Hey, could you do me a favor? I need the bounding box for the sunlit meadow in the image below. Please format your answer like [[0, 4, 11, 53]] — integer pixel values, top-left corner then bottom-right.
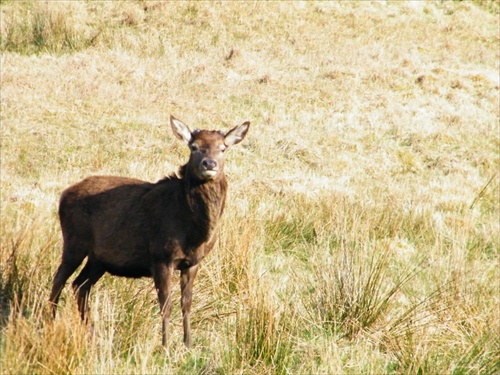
[[1, 1, 499, 373]]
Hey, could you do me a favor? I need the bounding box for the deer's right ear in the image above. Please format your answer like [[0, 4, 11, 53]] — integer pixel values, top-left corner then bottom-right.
[[170, 115, 192, 143]]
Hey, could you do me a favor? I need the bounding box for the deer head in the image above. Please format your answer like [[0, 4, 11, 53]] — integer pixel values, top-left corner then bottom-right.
[[170, 115, 250, 181]]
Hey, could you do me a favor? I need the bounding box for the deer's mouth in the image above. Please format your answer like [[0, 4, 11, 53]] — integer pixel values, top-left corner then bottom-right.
[[201, 169, 218, 179]]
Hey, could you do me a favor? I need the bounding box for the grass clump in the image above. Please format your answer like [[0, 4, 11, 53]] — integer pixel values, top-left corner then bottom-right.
[[232, 289, 296, 375], [307, 239, 428, 341], [0, 2, 98, 55]]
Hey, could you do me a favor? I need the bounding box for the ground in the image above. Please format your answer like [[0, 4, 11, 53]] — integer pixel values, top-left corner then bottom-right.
[[1, 1, 499, 373]]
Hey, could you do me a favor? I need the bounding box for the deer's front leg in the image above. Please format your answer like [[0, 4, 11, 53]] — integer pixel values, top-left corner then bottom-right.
[[180, 264, 199, 348], [153, 262, 173, 348]]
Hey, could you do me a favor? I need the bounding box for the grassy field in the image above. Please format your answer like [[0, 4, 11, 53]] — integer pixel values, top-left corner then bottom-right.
[[1, 1, 499, 373]]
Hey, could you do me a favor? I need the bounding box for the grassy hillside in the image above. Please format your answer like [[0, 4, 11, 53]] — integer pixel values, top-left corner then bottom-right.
[[1, 1, 499, 373]]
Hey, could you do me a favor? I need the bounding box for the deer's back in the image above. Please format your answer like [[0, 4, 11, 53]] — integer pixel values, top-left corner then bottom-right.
[[59, 176, 166, 275], [59, 175, 150, 221]]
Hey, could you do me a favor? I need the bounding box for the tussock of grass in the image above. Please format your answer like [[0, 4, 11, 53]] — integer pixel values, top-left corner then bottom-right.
[[0, 2, 98, 55], [307, 244, 426, 340], [232, 288, 295, 374], [1, 1, 499, 373]]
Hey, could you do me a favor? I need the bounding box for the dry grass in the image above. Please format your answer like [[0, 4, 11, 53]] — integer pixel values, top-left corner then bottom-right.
[[1, 1, 499, 373]]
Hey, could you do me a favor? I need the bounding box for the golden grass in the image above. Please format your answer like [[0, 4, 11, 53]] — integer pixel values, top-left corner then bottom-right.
[[1, 1, 499, 373]]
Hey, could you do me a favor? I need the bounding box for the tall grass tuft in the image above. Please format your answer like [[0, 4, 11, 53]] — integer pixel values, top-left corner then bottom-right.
[[307, 242, 426, 340], [0, 208, 59, 321], [232, 288, 295, 375], [0, 2, 98, 54]]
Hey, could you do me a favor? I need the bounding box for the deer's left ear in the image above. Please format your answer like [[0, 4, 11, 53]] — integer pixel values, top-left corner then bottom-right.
[[225, 121, 250, 147]]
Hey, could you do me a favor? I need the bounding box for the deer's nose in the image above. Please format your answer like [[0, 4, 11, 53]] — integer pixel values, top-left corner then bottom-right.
[[202, 159, 218, 170]]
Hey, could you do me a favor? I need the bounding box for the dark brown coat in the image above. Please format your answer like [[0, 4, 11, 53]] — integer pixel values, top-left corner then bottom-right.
[[49, 116, 249, 348]]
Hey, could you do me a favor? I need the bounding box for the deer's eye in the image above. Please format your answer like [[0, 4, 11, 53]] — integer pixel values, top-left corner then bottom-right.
[[189, 143, 199, 152]]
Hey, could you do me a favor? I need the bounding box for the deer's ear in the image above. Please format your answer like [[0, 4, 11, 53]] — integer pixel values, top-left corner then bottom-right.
[[225, 121, 250, 147], [170, 115, 192, 143]]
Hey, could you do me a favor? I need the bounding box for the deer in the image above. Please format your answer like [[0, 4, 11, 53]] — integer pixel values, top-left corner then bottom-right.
[[48, 115, 250, 348]]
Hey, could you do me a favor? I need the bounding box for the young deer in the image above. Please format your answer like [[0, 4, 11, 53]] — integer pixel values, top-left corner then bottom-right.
[[49, 115, 250, 348]]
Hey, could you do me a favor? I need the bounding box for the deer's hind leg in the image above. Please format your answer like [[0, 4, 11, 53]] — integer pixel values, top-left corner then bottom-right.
[[49, 242, 89, 318], [72, 258, 105, 322]]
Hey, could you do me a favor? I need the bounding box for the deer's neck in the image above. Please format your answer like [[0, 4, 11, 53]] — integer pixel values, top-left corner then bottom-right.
[[183, 169, 228, 244]]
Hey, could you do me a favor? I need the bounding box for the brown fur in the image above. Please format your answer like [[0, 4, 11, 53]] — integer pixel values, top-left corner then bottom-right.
[[49, 116, 249, 348]]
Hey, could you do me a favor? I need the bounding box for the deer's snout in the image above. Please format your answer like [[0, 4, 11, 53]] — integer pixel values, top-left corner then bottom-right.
[[202, 159, 218, 171], [198, 158, 219, 179]]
